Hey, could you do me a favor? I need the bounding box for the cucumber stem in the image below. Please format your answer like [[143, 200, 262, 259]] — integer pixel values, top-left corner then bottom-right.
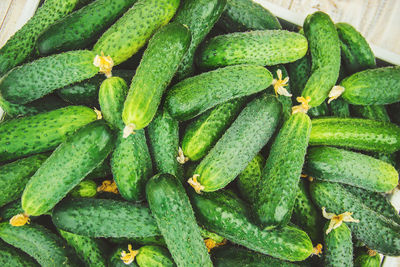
[[322, 207, 359, 234], [188, 174, 204, 194]]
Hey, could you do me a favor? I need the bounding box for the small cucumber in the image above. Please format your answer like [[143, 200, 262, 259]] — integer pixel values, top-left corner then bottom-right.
[[146, 173, 212, 267], [254, 112, 312, 228], [197, 30, 308, 69], [109, 244, 139, 267], [354, 249, 381, 267], [70, 180, 98, 198], [237, 153, 265, 203], [165, 65, 272, 121], [136, 245, 175, 267], [122, 22, 191, 132], [323, 222, 353, 267], [0, 106, 98, 162], [22, 120, 115, 216], [0, 239, 39, 267], [309, 117, 400, 153]]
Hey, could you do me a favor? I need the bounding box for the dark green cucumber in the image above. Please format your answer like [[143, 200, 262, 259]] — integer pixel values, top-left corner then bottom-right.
[[147, 108, 183, 181], [308, 102, 329, 118], [85, 158, 112, 179], [351, 105, 390, 122], [323, 222, 353, 267], [0, 0, 80, 76], [70, 180, 98, 198], [52, 198, 160, 238], [136, 245, 175, 267], [254, 112, 312, 228], [354, 249, 381, 267], [0, 106, 97, 162], [305, 146, 398, 192], [181, 97, 247, 161], [122, 22, 191, 131], [0, 154, 48, 207], [22, 120, 115, 216], [189, 190, 313, 261], [109, 236, 166, 247], [174, 0, 226, 80], [287, 42, 310, 97], [0, 201, 23, 221], [0, 239, 39, 267], [197, 30, 308, 69], [237, 153, 265, 203], [0, 223, 81, 267], [268, 65, 293, 121], [192, 94, 281, 192], [309, 117, 400, 153], [111, 130, 153, 201], [93, 0, 180, 65], [109, 244, 139, 267], [37, 0, 137, 55], [301, 11, 341, 107], [166, 65, 272, 121], [329, 98, 350, 117]]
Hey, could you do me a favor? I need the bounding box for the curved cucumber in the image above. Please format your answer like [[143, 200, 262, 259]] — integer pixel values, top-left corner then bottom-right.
[[323, 222, 353, 267], [165, 65, 272, 121], [354, 249, 381, 267], [136, 245, 175, 267], [0, 239, 39, 267], [237, 153, 265, 203]]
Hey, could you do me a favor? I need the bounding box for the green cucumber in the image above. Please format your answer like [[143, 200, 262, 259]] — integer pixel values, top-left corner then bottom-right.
[[351, 105, 390, 122], [0, 201, 23, 221], [197, 30, 308, 69], [0, 0, 80, 76], [305, 146, 398, 192], [329, 98, 350, 117], [37, 0, 137, 55], [189, 189, 313, 261], [308, 102, 329, 118], [192, 94, 281, 192], [122, 22, 191, 132], [237, 153, 265, 203], [22, 120, 115, 216], [288, 47, 310, 97], [0, 239, 39, 267], [146, 173, 212, 267], [301, 11, 341, 107], [52, 198, 160, 238], [136, 245, 175, 267], [0, 106, 97, 162], [70, 180, 98, 198], [0, 154, 48, 207], [200, 228, 225, 244], [309, 117, 400, 153], [174, 0, 226, 80], [93, 0, 180, 65], [111, 130, 153, 201], [181, 97, 247, 161], [165, 65, 272, 121], [323, 222, 353, 267], [354, 249, 381, 267], [85, 158, 112, 179], [109, 236, 166, 247], [254, 112, 312, 228], [109, 244, 139, 267]]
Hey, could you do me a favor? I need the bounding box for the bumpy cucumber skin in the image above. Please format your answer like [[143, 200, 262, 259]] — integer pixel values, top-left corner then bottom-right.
[[0, 223, 81, 267], [22, 120, 115, 216], [0, 106, 97, 162], [254, 112, 312, 228], [197, 30, 308, 68], [305, 146, 398, 192], [99, 77, 128, 129], [122, 23, 191, 130], [147, 108, 183, 181], [308, 102, 330, 118], [111, 130, 153, 201], [351, 105, 390, 122], [146, 173, 212, 267], [165, 65, 272, 121], [0, 0, 80, 76], [0, 200, 23, 221], [309, 117, 400, 153], [0, 154, 48, 207], [0, 50, 99, 104], [136, 245, 175, 267], [37, 0, 137, 55], [288, 54, 311, 98], [182, 97, 246, 161], [354, 250, 381, 267], [329, 98, 351, 118], [301, 12, 341, 107], [268, 65, 293, 121], [52, 198, 160, 238], [93, 0, 180, 65], [237, 153, 265, 203], [323, 222, 353, 267], [310, 181, 400, 255], [0, 240, 39, 267], [174, 0, 226, 80], [194, 94, 281, 192], [86, 158, 111, 179], [109, 236, 166, 247], [189, 190, 313, 262]]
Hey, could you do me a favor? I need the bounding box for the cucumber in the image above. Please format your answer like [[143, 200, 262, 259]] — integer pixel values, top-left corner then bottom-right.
[[136, 245, 175, 267], [309, 117, 400, 153], [147, 108, 183, 181], [0, 154, 48, 207], [0, 223, 81, 267], [308, 102, 329, 118], [237, 153, 265, 203], [0, 201, 23, 221], [351, 105, 390, 122], [93, 0, 180, 65], [174, 0, 226, 80], [305, 146, 398, 192], [21, 120, 115, 216], [310, 181, 400, 255], [85, 158, 112, 179], [37, 0, 137, 55], [288, 53, 311, 98], [0, 106, 98, 162], [109, 244, 139, 267], [191, 94, 281, 192], [329, 98, 350, 117], [0, 239, 39, 267], [111, 130, 153, 201], [52, 198, 160, 238], [254, 112, 312, 228], [165, 65, 272, 121], [70, 180, 98, 198], [323, 222, 353, 267], [354, 249, 381, 267], [181, 97, 247, 161], [109, 236, 166, 247], [189, 189, 313, 261], [301, 11, 341, 108], [197, 30, 308, 69], [146, 173, 212, 267], [122, 22, 191, 132], [0, 0, 80, 76]]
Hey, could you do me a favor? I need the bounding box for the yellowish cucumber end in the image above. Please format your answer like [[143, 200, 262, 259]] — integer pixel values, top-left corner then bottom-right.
[[93, 52, 114, 78], [292, 96, 311, 114], [9, 213, 30, 227], [177, 147, 189, 164], [188, 174, 204, 194], [123, 124, 136, 138], [120, 244, 138, 265]]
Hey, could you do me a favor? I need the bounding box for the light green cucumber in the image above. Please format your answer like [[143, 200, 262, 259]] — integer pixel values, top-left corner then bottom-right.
[[70, 180, 98, 198], [323, 222, 353, 267], [0, 239, 39, 267], [136, 245, 175, 267], [354, 249, 381, 267], [237, 153, 265, 203]]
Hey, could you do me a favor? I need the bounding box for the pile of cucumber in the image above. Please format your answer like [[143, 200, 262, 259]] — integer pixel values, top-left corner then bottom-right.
[[1, 0, 400, 266]]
